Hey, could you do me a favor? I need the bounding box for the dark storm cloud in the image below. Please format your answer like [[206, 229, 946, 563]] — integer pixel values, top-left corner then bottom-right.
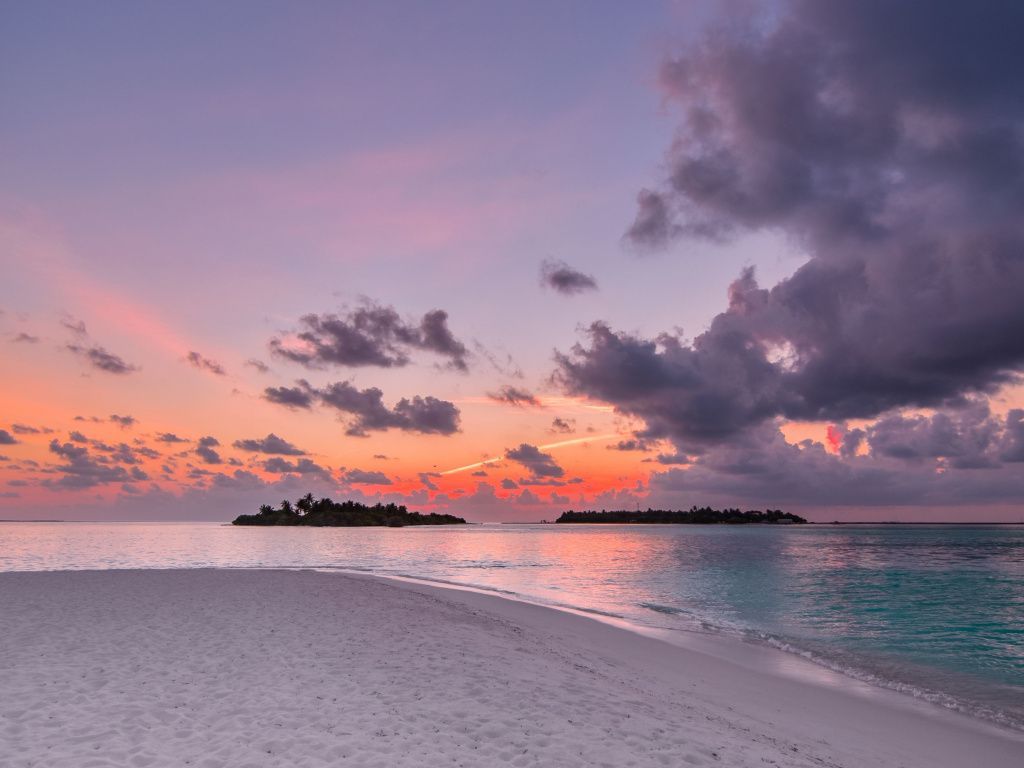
[[232, 433, 305, 456], [196, 436, 223, 465], [316, 381, 461, 436], [263, 380, 316, 409], [648, 419, 1024, 509], [487, 385, 541, 408], [186, 351, 226, 376], [571, 1, 1024, 458], [1001, 410, 1024, 462], [654, 453, 688, 465], [540, 259, 598, 295], [864, 401, 1000, 469], [67, 344, 139, 375], [270, 302, 469, 372], [341, 468, 392, 485], [505, 443, 565, 479], [110, 414, 136, 429], [0, 430, 17, 445]]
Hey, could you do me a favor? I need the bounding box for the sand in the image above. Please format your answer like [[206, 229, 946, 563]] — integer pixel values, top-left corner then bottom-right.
[[0, 569, 1020, 767]]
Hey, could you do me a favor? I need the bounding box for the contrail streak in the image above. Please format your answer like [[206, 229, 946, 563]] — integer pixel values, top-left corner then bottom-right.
[[439, 433, 617, 475]]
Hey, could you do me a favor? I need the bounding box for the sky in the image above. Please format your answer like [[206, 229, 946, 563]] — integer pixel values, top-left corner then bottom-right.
[[2, 0, 1024, 522]]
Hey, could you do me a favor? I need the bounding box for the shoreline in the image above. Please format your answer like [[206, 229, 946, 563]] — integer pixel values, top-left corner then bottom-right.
[[2, 568, 1021, 767], [323, 566, 1024, 733]]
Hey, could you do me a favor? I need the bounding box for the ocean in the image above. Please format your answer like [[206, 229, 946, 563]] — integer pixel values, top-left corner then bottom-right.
[[1, 521, 1021, 730]]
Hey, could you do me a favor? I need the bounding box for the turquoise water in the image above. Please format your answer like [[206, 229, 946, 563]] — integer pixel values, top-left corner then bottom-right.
[[1, 522, 1021, 728]]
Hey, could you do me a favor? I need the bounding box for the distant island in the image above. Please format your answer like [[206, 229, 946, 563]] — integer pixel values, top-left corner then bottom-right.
[[232, 494, 466, 527], [555, 507, 807, 525]]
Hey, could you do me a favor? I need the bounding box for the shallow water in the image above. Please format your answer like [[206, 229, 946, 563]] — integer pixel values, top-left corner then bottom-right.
[[1, 521, 1021, 728]]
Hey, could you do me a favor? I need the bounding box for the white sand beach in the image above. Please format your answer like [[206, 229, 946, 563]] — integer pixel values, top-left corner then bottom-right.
[[1, 569, 1020, 767]]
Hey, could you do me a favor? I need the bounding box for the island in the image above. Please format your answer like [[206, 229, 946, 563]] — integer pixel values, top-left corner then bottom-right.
[[555, 507, 807, 524], [231, 494, 467, 527]]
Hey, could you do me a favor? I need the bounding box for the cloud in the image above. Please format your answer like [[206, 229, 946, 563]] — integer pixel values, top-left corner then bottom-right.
[[11, 424, 53, 435], [654, 453, 688, 465], [11, 332, 39, 344], [0, 430, 17, 445], [270, 301, 469, 371], [487, 385, 541, 408], [865, 401, 1000, 469], [263, 380, 316, 409], [232, 433, 305, 456], [318, 381, 461, 436], [1001, 410, 1024, 462], [625, 189, 679, 249], [501, 478, 518, 490], [246, 359, 270, 374], [110, 414, 136, 429], [43, 439, 132, 489], [262, 378, 460, 436], [67, 344, 139, 375], [156, 433, 188, 443], [341, 468, 392, 485], [69, 430, 88, 443], [563, 2, 1023, 464], [61, 315, 138, 375], [263, 457, 331, 479], [540, 259, 598, 295], [648, 419, 1024, 510], [186, 351, 226, 376], [418, 471, 441, 490], [196, 436, 223, 465], [549, 417, 576, 434], [473, 341, 524, 380], [60, 316, 87, 336], [609, 438, 652, 452], [505, 443, 565, 479]]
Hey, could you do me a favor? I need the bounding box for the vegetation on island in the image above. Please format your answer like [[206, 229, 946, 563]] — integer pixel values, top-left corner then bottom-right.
[[555, 507, 807, 525], [231, 494, 466, 527]]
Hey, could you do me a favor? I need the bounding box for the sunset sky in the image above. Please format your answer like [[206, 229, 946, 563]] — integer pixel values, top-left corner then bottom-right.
[[3, 1, 1024, 521]]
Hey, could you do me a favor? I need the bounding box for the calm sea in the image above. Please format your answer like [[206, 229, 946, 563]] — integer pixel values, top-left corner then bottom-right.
[[1, 522, 1021, 729]]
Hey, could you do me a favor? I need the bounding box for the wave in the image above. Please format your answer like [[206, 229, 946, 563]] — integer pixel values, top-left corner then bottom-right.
[[754, 633, 1024, 732]]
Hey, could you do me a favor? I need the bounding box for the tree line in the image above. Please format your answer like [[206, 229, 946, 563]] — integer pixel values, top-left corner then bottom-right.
[[232, 493, 466, 527], [555, 507, 807, 524]]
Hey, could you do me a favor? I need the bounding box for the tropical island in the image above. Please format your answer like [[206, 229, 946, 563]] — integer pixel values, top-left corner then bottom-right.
[[231, 494, 467, 527], [555, 507, 807, 524]]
